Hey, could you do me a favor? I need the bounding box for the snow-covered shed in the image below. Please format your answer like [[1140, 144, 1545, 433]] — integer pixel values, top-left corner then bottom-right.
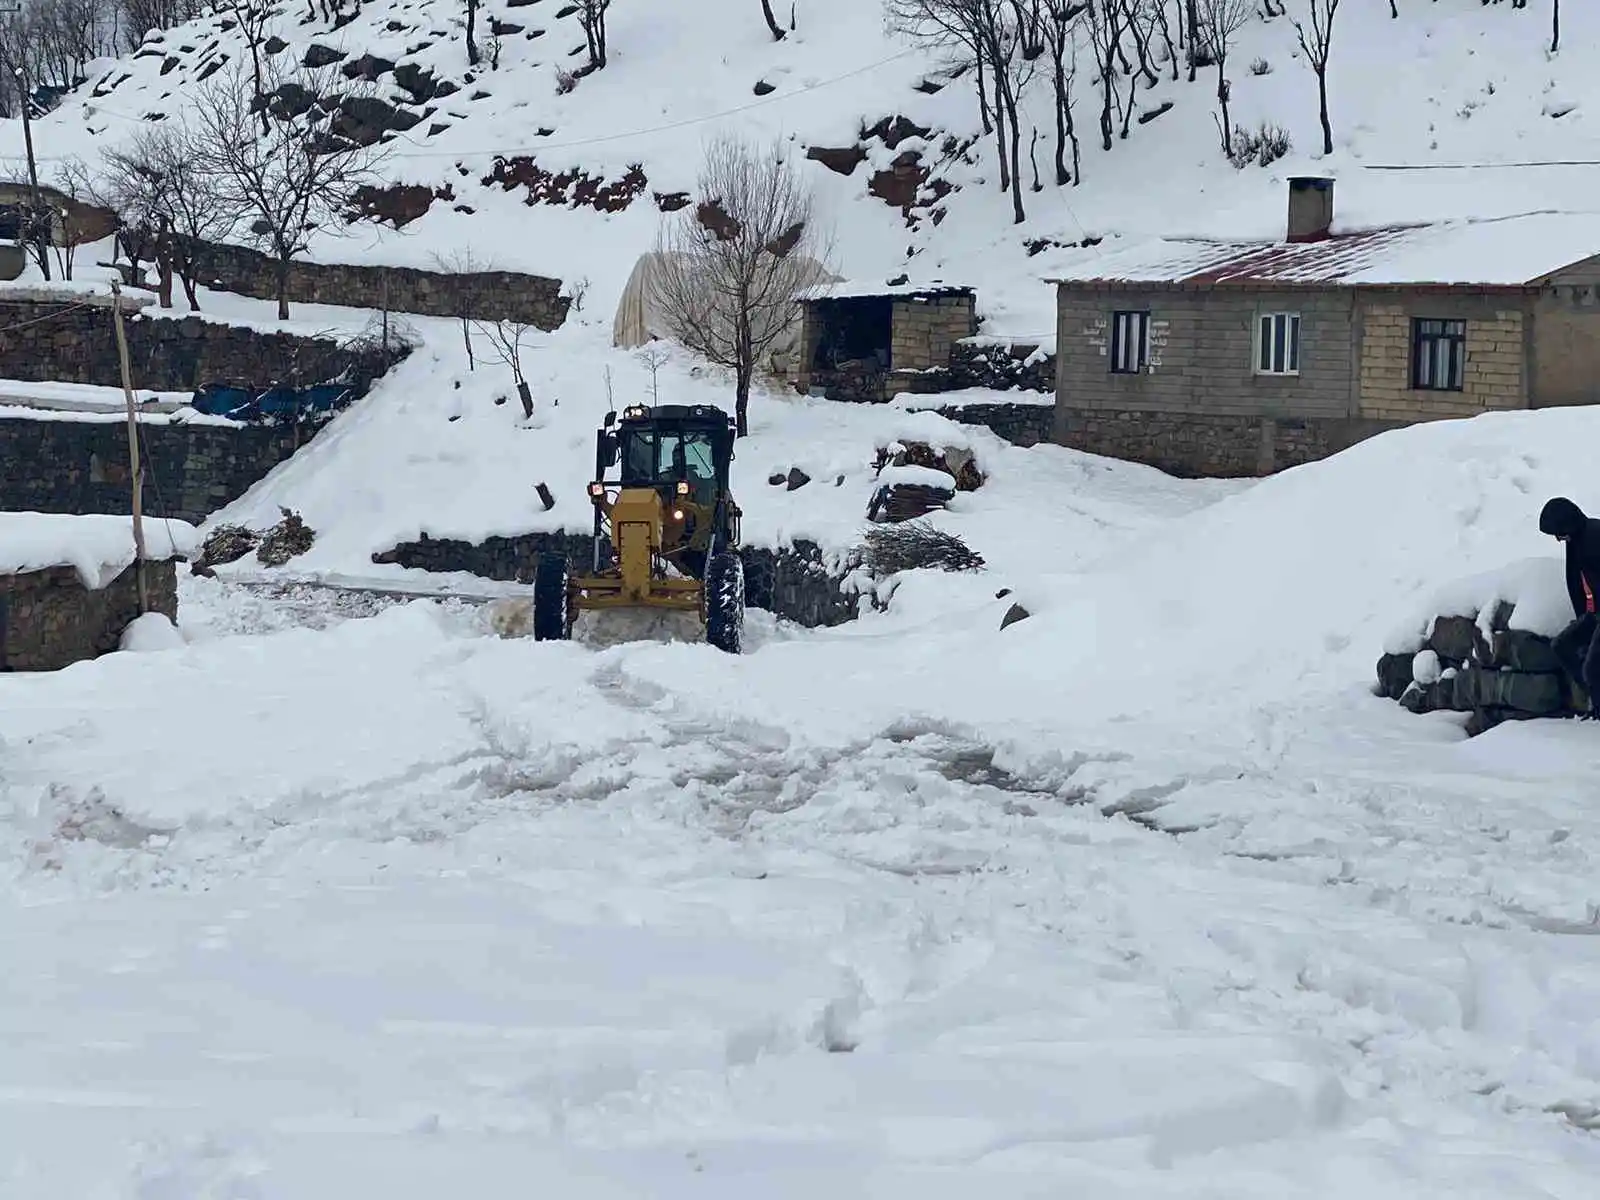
[[792, 280, 977, 403], [0, 513, 196, 671], [1047, 177, 1600, 478]]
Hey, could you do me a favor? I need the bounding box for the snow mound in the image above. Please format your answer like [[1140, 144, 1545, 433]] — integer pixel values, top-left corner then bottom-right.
[[119, 613, 187, 653], [0, 513, 198, 588]]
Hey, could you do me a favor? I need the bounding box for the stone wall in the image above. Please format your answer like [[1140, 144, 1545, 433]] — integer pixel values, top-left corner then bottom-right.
[[0, 413, 308, 524], [948, 341, 1055, 393], [372, 531, 862, 628], [1377, 607, 1583, 736], [0, 558, 177, 672], [188, 240, 571, 330], [0, 295, 366, 393], [890, 294, 976, 372], [1357, 295, 1529, 421], [1054, 406, 1401, 478], [923, 402, 1055, 448], [1531, 287, 1600, 408]]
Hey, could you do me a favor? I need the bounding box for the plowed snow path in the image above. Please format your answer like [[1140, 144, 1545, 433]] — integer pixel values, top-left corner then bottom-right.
[[4, 587, 1600, 1198]]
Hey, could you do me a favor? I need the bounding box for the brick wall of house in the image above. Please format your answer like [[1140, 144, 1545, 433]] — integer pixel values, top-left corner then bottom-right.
[[0, 558, 178, 672], [890, 295, 976, 372], [1355, 295, 1531, 421], [1054, 287, 1358, 420], [1532, 286, 1600, 408]]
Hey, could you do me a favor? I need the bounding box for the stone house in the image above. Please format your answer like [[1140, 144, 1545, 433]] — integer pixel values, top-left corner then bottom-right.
[[1046, 178, 1600, 477], [0, 182, 119, 249], [791, 282, 977, 402]]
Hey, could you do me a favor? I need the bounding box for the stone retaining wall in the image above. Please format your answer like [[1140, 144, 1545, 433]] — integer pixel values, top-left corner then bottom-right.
[[0, 414, 308, 525], [1377, 607, 1584, 736], [948, 341, 1056, 393], [0, 295, 366, 393], [1054, 407, 1401, 478], [926, 402, 1054, 448], [188, 240, 571, 330], [0, 558, 178, 671], [372, 531, 862, 628]]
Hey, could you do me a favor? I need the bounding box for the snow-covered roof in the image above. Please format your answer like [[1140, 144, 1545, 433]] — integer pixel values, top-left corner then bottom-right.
[[0, 513, 199, 589], [795, 280, 975, 302], [1045, 213, 1600, 289]]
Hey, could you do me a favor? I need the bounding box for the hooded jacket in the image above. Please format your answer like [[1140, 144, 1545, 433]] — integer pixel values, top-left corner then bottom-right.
[[1540, 497, 1600, 618]]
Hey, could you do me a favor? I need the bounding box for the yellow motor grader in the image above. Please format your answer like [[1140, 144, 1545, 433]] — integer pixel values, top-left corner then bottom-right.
[[532, 403, 746, 653]]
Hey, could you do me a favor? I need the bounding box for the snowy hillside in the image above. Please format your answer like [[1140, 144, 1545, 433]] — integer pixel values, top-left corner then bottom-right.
[[7, 0, 1600, 334]]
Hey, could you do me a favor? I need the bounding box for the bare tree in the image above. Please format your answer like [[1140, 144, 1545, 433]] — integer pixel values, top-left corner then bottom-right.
[[474, 318, 536, 415], [759, 0, 787, 39], [886, 0, 994, 150], [226, 0, 275, 132], [1196, 0, 1251, 156], [1551, 0, 1559, 53], [1084, 0, 1128, 152], [1292, 0, 1339, 155], [188, 59, 390, 320], [637, 342, 670, 404], [465, 0, 480, 64], [650, 135, 827, 437], [98, 126, 232, 310], [1038, 0, 1083, 185], [432, 246, 491, 368], [578, 0, 611, 70]]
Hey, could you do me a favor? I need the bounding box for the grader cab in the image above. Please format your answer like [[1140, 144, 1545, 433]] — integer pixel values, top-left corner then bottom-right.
[[531, 404, 746, 653]]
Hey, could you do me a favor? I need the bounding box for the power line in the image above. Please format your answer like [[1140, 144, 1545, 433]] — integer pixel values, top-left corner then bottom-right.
[[1364, 159, 1600, 171]]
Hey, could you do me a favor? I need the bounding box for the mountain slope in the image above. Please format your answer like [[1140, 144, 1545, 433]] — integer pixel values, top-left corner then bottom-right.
[[5, 0, 1598, 336]]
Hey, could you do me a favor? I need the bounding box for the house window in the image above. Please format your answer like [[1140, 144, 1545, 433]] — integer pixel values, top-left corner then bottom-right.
[[1256, 312, 1301, 375], [1412, 318, 1466, 391], [1110, 310, 1150, 374]]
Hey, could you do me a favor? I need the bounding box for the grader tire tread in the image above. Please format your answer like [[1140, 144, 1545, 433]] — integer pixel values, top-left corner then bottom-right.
[[533, 552, 571, 641]]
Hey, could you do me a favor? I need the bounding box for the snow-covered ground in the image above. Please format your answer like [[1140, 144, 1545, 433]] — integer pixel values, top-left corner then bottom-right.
[[8, 407, 1600, 1197], [8, 2, 1600, 1195]]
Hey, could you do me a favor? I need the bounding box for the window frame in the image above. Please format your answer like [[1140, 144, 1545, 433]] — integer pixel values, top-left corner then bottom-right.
[[1109, 310, 1151, 375], [1411, 317, 1467, 392], [1254, 311, 1302, 377]]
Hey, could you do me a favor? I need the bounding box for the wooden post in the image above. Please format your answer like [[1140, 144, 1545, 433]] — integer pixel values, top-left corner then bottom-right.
[[13, 62, 51, 282], [109, 281, 150, 615]]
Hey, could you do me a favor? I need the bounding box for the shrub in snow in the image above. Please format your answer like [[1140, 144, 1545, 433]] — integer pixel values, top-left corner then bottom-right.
[[1226, 122, 1293, 168], [256, 508, 316, 567], [1250, 57, 1272, 75], [858, 521, 985, 577], [191, 524, 260, 575]]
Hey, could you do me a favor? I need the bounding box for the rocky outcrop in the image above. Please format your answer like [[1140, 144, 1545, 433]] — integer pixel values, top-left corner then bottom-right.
[[1377, 603, 1584, 735]]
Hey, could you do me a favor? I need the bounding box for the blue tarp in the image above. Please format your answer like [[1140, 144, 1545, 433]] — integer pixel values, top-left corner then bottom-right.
[[190, 382, 354, 423]]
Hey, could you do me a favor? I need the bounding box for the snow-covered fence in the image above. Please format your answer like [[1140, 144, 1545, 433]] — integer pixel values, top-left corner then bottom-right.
[[1376, 558, 1585, 735]]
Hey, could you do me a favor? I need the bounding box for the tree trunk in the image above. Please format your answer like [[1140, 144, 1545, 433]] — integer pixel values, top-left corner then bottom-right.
[[1215, 60, 1231, 154], [976, 54, 993, 136], [156, 251, 174, 308], [1317, 69, 1332, 154], [734, 368, 751, 437], [1007, 92, 1026, 221], [1552, 0, 1560, 53], [275, 256, 292, 321], [1052, 55, 1070, 185], [759, 0, 786, 40], [1186, 0, 1199, 81], [1100, 61, 1115, 151], [993, 67, 1011, 191], [179, 270, 201, 311], [466, 0, 479, 65]]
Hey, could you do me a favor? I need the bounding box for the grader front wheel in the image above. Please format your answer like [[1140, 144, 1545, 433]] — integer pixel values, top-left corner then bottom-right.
[[704, 551, 745, 655], [533, 552, 571, 641]]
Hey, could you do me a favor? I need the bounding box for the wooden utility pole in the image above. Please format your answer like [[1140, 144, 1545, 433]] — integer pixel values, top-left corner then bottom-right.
[[109, 282, 150, 614], [12, 63, 50, 282]]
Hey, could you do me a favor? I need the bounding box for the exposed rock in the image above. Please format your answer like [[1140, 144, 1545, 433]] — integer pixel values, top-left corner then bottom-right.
[[655, 191, 691, 212], [269, 80, 318, 119], [334, 96, 422, 145], [349, 182, 437, 227], [1427, 614, 1485, 664], [785, 467, 811, 491], [342, 53, 396, 81], [767, 472, 786, 486], [865, 115, 932, 148], [753, 80, 776, 96], [807, 144, 867, 176], [302, 43, 346, 68], [1000, 602, 1030, 630], [393, 61, 439, 101], [264, 35, 289, 55], [483, 157, 648, 212], [1375, 651, 1413, 700]]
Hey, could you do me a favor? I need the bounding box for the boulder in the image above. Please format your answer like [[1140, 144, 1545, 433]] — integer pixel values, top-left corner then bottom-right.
[[1427, 614, 1485, 665], [806, 144, 867, 176], [303, 43, 346, 68], [342, 53, 396, 81], [334, 95, 422, 145], [1000, 602, 1030, 631], [785, 467, 811, 491], [1491, 628, 1563, 673], [393, 61, 439, 102], [1375, 651, 1413, 700]]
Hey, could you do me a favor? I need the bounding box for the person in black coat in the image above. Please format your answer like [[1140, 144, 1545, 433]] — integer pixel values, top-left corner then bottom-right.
[[1539, 497, 1600, 719]]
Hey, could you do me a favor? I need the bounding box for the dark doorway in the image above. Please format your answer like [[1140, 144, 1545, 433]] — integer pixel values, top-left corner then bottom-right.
[[811, 297, 894, 372]]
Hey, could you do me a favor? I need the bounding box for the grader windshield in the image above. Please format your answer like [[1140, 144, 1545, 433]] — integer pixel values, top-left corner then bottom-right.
[[620, 428, 719, 503]]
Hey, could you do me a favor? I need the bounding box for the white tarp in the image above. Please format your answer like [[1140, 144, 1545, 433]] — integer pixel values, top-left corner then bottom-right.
[[611, 251, 841, 373]]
